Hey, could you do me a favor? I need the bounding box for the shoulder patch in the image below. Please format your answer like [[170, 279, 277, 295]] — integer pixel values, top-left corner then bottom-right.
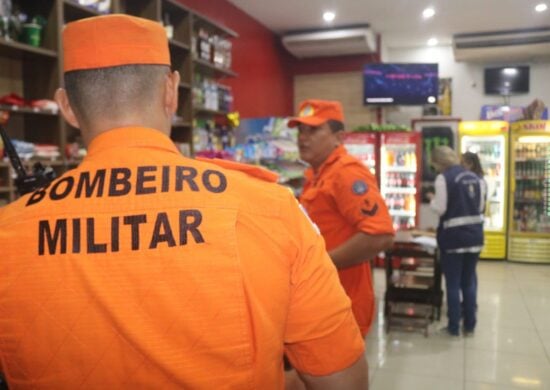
[[196, 157, 279, 183], [352, 180, 369, 195]]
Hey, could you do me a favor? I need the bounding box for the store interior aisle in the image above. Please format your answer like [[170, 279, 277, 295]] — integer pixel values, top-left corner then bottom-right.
[[367, 261, 550, 390]]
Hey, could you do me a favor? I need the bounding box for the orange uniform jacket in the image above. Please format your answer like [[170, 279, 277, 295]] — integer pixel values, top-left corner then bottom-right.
[[0, 127, 364, 389], [300, 145, 394, 336]]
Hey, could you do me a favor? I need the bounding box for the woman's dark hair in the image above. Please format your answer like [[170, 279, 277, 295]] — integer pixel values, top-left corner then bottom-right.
[[462, 152, 484, 178]]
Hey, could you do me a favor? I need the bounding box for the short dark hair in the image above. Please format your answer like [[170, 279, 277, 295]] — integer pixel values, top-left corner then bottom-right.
[[64, 64, 170, 127], [327, 119, 344, 133]]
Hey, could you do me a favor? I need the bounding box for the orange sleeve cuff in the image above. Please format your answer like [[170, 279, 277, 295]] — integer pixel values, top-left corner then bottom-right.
[[284, 310, 365, 376]]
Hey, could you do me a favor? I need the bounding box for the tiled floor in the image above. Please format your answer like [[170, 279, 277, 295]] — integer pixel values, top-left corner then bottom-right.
[[367, 261, 550, 390]]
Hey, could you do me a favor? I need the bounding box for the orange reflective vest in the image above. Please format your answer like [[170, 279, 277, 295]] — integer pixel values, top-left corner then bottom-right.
[[0, 127, 364, 389], [300, 145, 394, 336]]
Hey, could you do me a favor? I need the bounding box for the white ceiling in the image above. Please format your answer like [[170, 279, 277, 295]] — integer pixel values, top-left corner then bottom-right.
[[227, 0, 550, 48]]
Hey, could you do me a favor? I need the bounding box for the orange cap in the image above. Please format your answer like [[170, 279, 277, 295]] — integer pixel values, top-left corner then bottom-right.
[[288, 99, 344, 128], [63, 14, 170, 72]]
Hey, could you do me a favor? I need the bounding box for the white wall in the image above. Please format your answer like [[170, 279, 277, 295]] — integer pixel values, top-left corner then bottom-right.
[[385, 45, 550, 124]]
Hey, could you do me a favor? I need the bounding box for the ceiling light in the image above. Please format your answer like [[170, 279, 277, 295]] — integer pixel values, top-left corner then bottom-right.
[[535, 3, 548, 12], [422, 7, 435, 19], [323, 11, 336, 22], [427, 37, 438, 46]]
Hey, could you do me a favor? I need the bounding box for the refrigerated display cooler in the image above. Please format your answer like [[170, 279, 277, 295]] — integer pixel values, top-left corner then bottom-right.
[[380, 132, 422, 231], [508, 121, 550, 263], [343, 132, 377, 175], [459, 121, 509, 260]]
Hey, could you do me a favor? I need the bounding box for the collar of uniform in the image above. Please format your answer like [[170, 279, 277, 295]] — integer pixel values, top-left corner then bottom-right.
[[86, 127, 179, 157], [305, 145, 347, 181]]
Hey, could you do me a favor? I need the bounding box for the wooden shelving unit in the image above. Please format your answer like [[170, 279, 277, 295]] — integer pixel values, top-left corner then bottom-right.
[[0, 0, 237, 205], [194, 107, 229, 117]]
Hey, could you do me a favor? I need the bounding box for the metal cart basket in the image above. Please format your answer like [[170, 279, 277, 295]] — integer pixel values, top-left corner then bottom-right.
[[384, 243, 443, 336]]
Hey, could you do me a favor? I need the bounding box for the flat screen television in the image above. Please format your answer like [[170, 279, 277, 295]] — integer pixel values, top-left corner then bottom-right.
[[363, 63, 439, 105], [484, 66, 529, 95]]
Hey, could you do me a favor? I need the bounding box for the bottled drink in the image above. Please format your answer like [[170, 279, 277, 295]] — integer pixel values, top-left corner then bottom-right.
[[387, 150, 395, 167], [387, 194, 394, 210]]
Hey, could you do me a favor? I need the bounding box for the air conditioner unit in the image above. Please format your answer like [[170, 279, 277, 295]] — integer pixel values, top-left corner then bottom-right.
[[282, 27, 377, 58], [453, 27, 550, 62]]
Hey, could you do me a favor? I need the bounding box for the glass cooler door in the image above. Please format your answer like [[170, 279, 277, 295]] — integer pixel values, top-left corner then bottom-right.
[[511, 137, 550, 234], [380, 140, 418, 231], [461, 135, 506, 232], [343, 133, 377, 175]]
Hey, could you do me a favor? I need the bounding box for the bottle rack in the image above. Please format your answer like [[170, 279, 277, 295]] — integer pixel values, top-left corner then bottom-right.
[[0, 0, 237, 206]]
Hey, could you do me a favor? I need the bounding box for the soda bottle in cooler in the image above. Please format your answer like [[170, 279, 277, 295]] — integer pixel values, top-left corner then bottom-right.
[[387, 194, 394, 210]]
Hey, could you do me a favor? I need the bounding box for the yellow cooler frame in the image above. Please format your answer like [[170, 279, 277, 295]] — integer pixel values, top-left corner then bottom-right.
[[459, 121, 509, 260], [508, 121, 550, 263]]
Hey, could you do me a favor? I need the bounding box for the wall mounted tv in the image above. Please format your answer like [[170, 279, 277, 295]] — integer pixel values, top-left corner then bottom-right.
[[484, 66, 529, 95], [363, 63, 439, 105]]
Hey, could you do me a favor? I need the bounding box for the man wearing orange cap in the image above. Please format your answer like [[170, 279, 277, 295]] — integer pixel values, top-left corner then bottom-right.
[[290, 100, 395, 337], [0, 15, 368, 389]]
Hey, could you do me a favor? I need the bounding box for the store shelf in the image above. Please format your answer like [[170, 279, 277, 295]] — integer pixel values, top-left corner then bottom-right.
[[383, 187, 417, 194], [0, 37, 57, 60], [515, 176, 546, 180], [0, 105, 58, 116], [0, 161, 9, 167], [169, 39, 190, 51], [179, 82, 192, 90], [514, 198, 544, 204], [15, 159, 64, 167], [193, 11, 238, 38], [514, 158, 548, 162], [389, 210, 416, 217], [66, 160, 82, 167], [172, 121, 192, 128], [0, 186, 11, 193], [194, 107, 229, 116], [385, 166, 417, 173], [64, 0, 104, 18], [193, 58, 237, 78]]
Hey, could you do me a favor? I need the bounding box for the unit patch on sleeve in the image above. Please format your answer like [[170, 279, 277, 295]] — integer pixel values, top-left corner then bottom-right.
[[352, 180, 368, 196]]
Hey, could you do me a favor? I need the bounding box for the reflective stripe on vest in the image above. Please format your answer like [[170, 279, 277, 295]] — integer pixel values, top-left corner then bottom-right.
[[442, 214, 484, 229]]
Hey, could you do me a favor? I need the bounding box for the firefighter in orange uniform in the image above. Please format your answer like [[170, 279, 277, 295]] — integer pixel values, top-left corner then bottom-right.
[[0, 16, 368, 389], [290, 100, 395, 337]]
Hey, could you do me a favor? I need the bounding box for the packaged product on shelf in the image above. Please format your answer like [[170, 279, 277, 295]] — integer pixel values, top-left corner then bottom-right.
[[163, 13, 173, 39], [193, 73, 204, 107], [197, 28, 211, 62], [218, 85, 233, 112]]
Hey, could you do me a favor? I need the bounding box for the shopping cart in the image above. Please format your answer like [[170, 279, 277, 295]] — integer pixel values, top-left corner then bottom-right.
[[383, 242, 442, 336]]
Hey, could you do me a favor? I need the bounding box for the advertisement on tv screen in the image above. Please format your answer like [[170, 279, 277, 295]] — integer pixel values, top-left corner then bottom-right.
[[364, 63, 439, 106]]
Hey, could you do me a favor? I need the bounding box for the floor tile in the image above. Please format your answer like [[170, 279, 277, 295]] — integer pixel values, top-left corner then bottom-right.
[[465, 349, 550, 388], [367, 263, 550, 390], [538, 331, 550, 362], [465, 327, 547, 357], [378, 337, 465, 380], [371, 370, 463, 390], [465, 381, 537, 390]]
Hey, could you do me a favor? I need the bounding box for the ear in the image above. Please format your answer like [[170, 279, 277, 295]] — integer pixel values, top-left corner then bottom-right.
[[54, 88, 80, 129], [164, 70, 180, 116]]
